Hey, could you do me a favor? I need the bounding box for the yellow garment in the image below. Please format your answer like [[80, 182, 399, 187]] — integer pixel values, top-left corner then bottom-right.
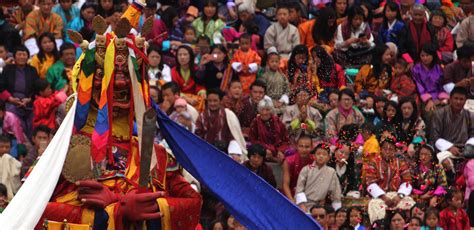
[[30, 54, 56, 79], [362, 135, 380, 163]]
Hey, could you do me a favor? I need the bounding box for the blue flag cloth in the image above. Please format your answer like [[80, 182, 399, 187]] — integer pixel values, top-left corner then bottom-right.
[[154, 104, 321, 229]]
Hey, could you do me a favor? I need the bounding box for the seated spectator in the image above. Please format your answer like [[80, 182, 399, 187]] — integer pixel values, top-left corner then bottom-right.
[[405, 4, 437, 63], [378, 2, 410, 53], [398, 97, 426, 143], [412, 144, 448, 206], [52, 0, 80, 33], [331, 0, 349, 25], [221, 80, 244, 115], [376, 101, 401, 139], [465, 157, 474, 227], [329, 140, 360, 196], [195, 88, 245, 150], [159, 82, 199, 122], [431, 87, 474, 160], [282, 89, 323, 136], [298, 7, 337, 53], [389, 58, 418, 101], [456, 15, 474, 48], [8, 0, 36, 33], [0, 46, 39, 138], [248, 97, 289, 163], [0, 100, 26, 147], [191, 0, 225, 44], [282, 134, 313, 202], [230, 34, 261, 94], [430, 10, 454, 63], [147, 45, 171, 84], [334, 6, 375, 68], [310, 204, 329, 228], [296, 143, 342, 212], [385, 210, 407, 230], [439, 189, 470, 230], [288, 2, 306, 27], [259, 48, 289, 114], [197, 44, 237, 91], [65, 2, 96, 45], [345, 207, 365, 229], [421, 207, 443, 230], [146, 7, 180, 60], [325, 205, 337, 229], [263, 4, 299, 58], [335, 208, 348, 228], [97, 0, 114, 23], [0, 135, 21, 200], [0, 11, 21, 54], [30, 32, 59, 79], [442, 45, 473, 97], [286, 45, 317, 102], [23, 0, 64, 56], [236, 2, 270, 38], [310, 46, 345, 91], [354, 44, 393, 96], [412, 43, 448, 112], [21, 125, 52, 178], [238, 80, 266, 133], [325, 89, 365, 139], [45, 42, 76, 93], [171, 45, 205, 110], [243, 143, 277, 188], [32, 79, 66, 130], [408, 217, 422, 230]]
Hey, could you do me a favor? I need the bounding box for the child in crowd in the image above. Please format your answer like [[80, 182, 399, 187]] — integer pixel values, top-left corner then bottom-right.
[[412, 43, 448, 112], [147, 45, 172, 83], [243, 143, 276, 187], [0, 100, 27, 148], [260, 47, 289, 115], [30, 32, 59, 79], [182, 26, 197, 47], [421, 208, 443, 230], [195, 35, 211, 66], [439, 189, 470, 230], [335, 208, 348, 228], [295, 143, 342, 212], [230, 33, 261, 94], [221, 79, 244, 115], [390, 59, 418, 101], [346, 207, 365, 229], [32, 79, 66, 130], [0, 135, 21, 200], [0, 43, 13, 74]]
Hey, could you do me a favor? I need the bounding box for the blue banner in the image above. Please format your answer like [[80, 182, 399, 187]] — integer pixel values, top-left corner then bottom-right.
[[154, 104, 321, 229]]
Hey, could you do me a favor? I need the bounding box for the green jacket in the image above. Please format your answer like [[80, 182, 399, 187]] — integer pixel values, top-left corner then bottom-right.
[[46, 60, 67, 91]]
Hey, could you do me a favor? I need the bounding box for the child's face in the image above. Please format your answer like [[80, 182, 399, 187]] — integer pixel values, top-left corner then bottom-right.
[[297, 138, 312, 156], [426, 214, 438, 227], [382, 49, 393, 65], [420, 51, 433, 67], [148, 50, 161, 68], [349, 210, 362, 226], [336, 211, 347, 226], [351, 15, 364, 29], [100, 0, 113, 11], [295, 53, 307, 66], [184, 29, 196, 43], [203, 5, 217, 19], [229, 82, 243, 99], [40, 85, 53, 97], [0, 46, 7, 59], [329, 93, 339, 108], [327, 213, 336, 226], [239, 38, 251, 52], [0, 142, 11, 155], [386, 105, 397, 120], [335, 145, 350, 162], [267, 55, 280, 71], [385, 7, 398, 21], [60, 0, 73, 11], [198, 40, 210, 55], [407, 218, 420, 230], [450, 193, 463, 209], [174, 105, 186, 113], [249, 154, 263, 168], [276, 8, 290, 26], [314, 148, 330, 166], [41, 37, 55, 54], [419, 147, 433, 166], [211, 48, 226, 63], [394, 63, 407, 75], [376, 101, 385, 115], [431, 15, 444, 28]]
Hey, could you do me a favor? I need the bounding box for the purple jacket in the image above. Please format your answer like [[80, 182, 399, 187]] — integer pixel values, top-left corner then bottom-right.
[[411, 63, 448, 102]]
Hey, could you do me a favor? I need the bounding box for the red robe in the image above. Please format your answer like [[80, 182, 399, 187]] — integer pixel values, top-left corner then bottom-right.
[[230, 49, 261, 94], [33, 91, 65, 130], [170, 66, 204, 95]]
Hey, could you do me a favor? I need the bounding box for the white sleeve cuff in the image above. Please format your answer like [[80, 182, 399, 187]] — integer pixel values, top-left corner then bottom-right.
[[248, 63, 258, 73], [232, 62, 242, 72], [24, 38, 39, 57], [397, 182, 412, 196], [295, 192, 307, 205], [466, 137, 474, 146], [435, 138, 454, 151], [367, 183, 385, 198], [332, 201, 342, 211], [279, 94, 289, 105], [443, 83, 455, 94], [190, 184, 199, 192], [55, 39, 63, 51]]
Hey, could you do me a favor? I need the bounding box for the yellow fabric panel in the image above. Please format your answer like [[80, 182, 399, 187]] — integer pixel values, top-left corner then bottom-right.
[[122, 5, 142, 29], [45, 220, 91, 230], [72, 52, 86, 93], [157, 198, 171, 230], [105, 203, 116, 230], [81, 208, 95, 227], [55, 191, 81, 206]]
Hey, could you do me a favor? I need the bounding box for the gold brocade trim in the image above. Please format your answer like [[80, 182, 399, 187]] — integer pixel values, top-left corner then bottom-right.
[[157, 198, 171, 230]]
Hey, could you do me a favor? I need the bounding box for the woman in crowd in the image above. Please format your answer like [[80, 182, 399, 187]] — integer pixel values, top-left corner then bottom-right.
[[354, 44, 393, 96], [197, 44, 237, 91], [147, 45, 172, 84], [30, 32, 59, 79], [311, 46, 346, 91], [325, 89, 365, 139], [397, 97, 425, 143], [331, 0, 349, 25], [192, 0, 225, 44], [65, 2, 97, 44], [429, 10, 454, 63], [286, 45, 317, 103]]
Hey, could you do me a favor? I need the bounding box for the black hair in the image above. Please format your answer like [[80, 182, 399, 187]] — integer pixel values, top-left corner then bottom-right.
[[331, 0, 349, 17], [242, 21, 259, 35], [161, 82, 180, 95], [450, 86, 469, 98], [457, 45, 473, 60], [311, 143, 330, 155], [420, 43, 440, 68], [36, 32, 59, 63], [338, 88, 356, 102], [276, 2, 290, 12], [59, 42, 76, 57], [175, 45, 195, 72], [33, 125, 52, 137], [202, 0, 219, 21], [347, 6, 367, 24], [14, 45, 30, 58], [361, 122, 375, 134], [371, 44, 392, 80], [35, 79, 51, 94], [0, 183, 6, 197], [247, 143, 266, 158], [430, 10, 447, 27], [97, 0, 115, 18], [445, 188, 463, 203], [395, 58, 409, 68], [398, 96, 418, 132], [147, 45, 164, 70], [213, 141, 228, 152], [287, 1, 301, 12], [0, 100, 4, 112], [345, 207, 363, 227], [161, 7, 178, 29], [335, 207, 348, 216], [80, 2, 97, 21], [297, 132, 313, 142], [287, 44, 309, 83], [239, 33, 252, 42], [0, 135, 11, 144], [383, 100, 400, 123], [324, 205, 335, 214], [210, 44, 229, 64], [250, 79, 267, 92], [197, 35, 211, 44], [360, 2, 374, 26], [207, 88, 224, 100], [338, 124, 360, 141], [309, 204, 326, 214], [409, 216, 422, 226], [423, 207, 439, 225], [312, 7, 337, 45], [385, 210, 406, 227], [39, 0, 57, 3], [145, 0, 157, 9]]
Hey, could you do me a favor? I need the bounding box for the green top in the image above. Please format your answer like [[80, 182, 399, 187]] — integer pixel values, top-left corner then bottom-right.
[[192, 18, 226, 43], [46, 60, 67, 91]]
